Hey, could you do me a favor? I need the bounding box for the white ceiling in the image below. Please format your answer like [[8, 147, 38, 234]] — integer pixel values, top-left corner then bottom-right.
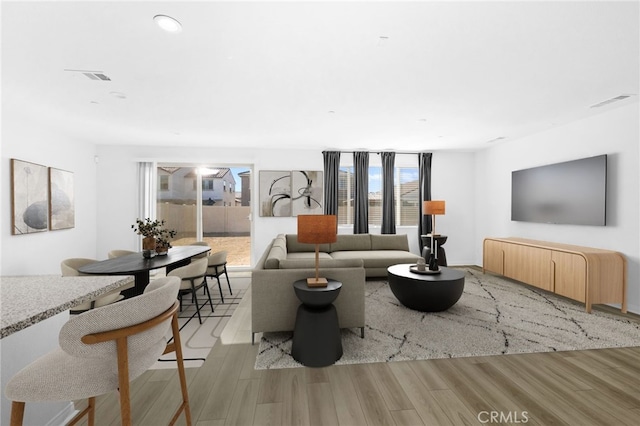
[[2, 1, 638, 152]]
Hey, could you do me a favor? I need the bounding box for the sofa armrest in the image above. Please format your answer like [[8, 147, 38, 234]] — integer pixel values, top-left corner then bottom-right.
[[251, 267, 365, 334]]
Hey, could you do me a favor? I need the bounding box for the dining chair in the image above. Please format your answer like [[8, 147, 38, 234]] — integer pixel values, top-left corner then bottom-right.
[[189, 241, 210, 259], [107, 249, 136, 259], [167, 257, 213, 324], [205, 250, 233, 303], [60, 258, 124, 312], [5, 276, 192, 426]]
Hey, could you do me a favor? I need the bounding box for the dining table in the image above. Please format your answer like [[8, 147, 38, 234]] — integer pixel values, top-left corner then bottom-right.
[[78, 245, 211, 298]]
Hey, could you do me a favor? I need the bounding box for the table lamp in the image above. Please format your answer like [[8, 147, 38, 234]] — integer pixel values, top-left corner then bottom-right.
[[424, 200, 446, 272], [297, 214, 337, 287]]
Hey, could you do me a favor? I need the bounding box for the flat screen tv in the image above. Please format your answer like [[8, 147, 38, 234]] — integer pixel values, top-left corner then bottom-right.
[[511, 155, 607, 226]]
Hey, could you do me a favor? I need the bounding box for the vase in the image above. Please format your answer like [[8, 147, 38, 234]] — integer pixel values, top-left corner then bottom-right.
[[156, 247, 169, 256], [142, 236, 156, 258]]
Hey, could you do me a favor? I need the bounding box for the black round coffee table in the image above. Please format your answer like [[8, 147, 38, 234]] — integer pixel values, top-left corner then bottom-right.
[[291, 279, 343, 367], [387, 264, 465, 312]]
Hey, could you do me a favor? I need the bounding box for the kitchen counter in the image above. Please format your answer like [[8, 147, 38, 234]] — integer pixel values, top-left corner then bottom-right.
[[1, 275, 134, 338]]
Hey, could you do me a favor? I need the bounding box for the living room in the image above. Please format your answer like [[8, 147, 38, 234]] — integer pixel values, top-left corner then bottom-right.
[[1, 1, 639, 424]]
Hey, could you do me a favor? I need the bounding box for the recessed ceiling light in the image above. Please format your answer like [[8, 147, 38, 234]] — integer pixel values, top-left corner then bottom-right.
[[154, 15, 182, 33]]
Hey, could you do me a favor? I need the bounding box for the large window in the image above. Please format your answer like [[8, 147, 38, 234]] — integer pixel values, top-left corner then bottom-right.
[[337, 158, 418, 227], [156, 164, 251, 266]]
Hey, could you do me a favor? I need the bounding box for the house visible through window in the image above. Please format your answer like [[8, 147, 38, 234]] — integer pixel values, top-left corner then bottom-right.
[[155, 164, 251, 267], [337, 158, 418, 227]]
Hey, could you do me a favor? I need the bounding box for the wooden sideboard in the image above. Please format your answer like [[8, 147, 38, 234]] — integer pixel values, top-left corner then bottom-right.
[[483, 237, 626, 313]]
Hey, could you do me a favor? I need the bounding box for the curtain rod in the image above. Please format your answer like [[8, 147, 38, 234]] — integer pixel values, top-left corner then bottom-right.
[[323, 150, 431, 155]]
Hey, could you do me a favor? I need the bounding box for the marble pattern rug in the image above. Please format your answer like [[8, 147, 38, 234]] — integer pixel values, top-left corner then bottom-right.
[[255, 268, 640, 369]]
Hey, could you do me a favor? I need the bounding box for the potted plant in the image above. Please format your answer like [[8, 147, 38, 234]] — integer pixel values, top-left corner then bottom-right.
[[155, 227, 177, 255], [132, 218, 162, 258]]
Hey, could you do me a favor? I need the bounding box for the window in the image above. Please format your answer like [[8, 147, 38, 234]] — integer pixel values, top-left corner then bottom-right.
[[368, 166, 382, 226], [337, 166, 353, 225], [159, 175, 169, 191], [337, 158, 418, 227], [203, 178, 214, 191], [396, 168, 419, 226]]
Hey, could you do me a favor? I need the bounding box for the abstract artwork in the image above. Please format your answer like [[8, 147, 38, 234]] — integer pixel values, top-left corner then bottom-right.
[[11, 159, 49, 234], [258, 170, 324, 217], [291, 170, 323, 216], [49, 167, 75, 230], [259, 171, 291, 217]]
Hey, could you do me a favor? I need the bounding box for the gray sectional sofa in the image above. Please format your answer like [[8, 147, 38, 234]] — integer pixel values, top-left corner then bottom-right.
[[251, 233, 422, 343], [263, 233, 423, 277]]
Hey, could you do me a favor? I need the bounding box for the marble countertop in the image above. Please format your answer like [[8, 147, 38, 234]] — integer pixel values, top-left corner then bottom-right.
[[1, 275, 134, 339]]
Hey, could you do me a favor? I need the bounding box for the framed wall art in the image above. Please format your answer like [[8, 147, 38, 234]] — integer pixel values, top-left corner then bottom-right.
[[291, 170, 323, 216], [259, 171, 291, 217], [49, 167, 75, 230], [258, 170, 324, 217], [11, 159, 49, 234]]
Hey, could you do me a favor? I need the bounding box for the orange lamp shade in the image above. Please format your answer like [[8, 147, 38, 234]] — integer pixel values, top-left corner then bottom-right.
[[297, 215, 337, 244], [423, 200, 446, 215]]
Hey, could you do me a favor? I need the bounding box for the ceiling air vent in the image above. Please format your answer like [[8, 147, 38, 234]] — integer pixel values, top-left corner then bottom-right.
[[590, 95, 632, 108], [83, 72, 111, 81], [486, 136, 506, 144], [64, 69, 111, 81]]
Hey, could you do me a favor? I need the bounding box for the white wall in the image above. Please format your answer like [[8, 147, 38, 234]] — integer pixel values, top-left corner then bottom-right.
[[94, 146, 477, 267], [1, 108, 98, 274], [476, 103, 640, 313]]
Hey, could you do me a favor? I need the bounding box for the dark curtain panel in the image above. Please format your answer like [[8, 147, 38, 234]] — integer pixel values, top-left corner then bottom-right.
[[418, 152, 433, 251], [322, 151, 341, 215], [381, 152, 396, 234], [353, 151, 369, 234]]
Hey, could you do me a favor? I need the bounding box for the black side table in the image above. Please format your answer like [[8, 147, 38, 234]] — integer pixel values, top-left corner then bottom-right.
[[291, 279, 343, 367], [421, 235, 448, 267]]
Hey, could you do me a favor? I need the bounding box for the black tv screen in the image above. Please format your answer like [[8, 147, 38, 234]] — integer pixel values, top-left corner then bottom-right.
[[511, 155, 607, 226]]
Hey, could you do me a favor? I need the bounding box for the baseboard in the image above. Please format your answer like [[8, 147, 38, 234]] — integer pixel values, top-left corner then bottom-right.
[[46, 403, 76, 426]]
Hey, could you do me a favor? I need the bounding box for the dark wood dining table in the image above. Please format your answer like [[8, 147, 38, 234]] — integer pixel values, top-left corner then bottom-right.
[[78, 245, 211, 298]]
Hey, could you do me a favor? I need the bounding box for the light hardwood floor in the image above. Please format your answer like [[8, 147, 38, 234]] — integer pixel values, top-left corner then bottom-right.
[[75, 275, 640, 426]]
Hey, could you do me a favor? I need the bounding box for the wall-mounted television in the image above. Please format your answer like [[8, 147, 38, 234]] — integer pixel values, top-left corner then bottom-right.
[[511, 155, 607, 226]]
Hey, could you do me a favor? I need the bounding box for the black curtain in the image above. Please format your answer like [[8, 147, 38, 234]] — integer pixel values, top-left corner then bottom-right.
[[353, 151, 369, 234], [322, 151, 341, 215], [381, 152, 396, 234], [418, 152, 433, 251]]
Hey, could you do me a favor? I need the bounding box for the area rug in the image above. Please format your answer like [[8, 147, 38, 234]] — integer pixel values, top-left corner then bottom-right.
[[151, 286, 247, 369], [255, 267, 640, 369]]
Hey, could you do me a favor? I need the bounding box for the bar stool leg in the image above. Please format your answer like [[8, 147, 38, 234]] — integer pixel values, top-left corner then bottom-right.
[[10, 401, 25, 426]]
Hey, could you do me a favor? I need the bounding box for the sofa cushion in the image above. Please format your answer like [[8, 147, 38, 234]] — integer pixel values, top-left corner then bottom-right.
[[278, 258, 364, 269], [370, 234, 410, 251], [286, 234, 331, 253], [330, 234, 372, 252], [286, 252, 333, 260], [331, 250, 422, 269], [264, 234, 287, 269]]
